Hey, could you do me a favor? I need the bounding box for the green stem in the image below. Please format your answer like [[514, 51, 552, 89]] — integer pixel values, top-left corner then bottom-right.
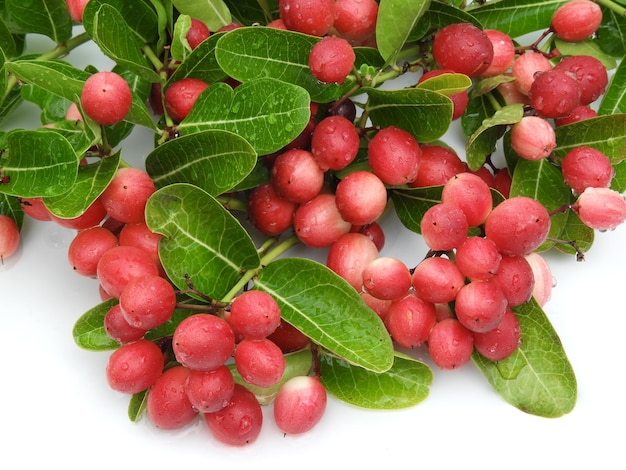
[[486, 91, 503, 112], [594, 0, 626, 17], [143, 44, 165, 72], [219, 234, 301, 303]]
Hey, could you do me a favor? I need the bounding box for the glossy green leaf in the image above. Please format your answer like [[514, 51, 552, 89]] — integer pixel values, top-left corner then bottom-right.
[[319, 351, 433, 409], [421, 0, 483, 31], [598, 58, 626, 115], [72, 298, 120, 351], [171, 0, 231, 31], [177, 79, 310, 156], [466, 103, 524, 171], [363, 87, 453, 143], [6, 0, 71, 43], [145, 183, 261, 300], [596, 6, 626, 57], [509, 158, 571, 252], [43, 152, 120, 219], [461, 91, 503, 139], [0, 86, 22, 127], [0, 192, 23, 229], [254, 257, 395, 373], [553, 38, 617, 70], [128, 390, 148, 422], [611, 159, 626, 193], [145, 129, 256, 195], [20, 83, 70, 124], [222, 0, 274, 25], [5, 60, 156, 129], [470, 0, 568, 38], [0, 129, 78, 198], [0, 16, 17, 58], [167, 32, 228, 85], [83, 0, 159, 46], [82, 2, 160, 82], [473, 298, 577, 418], [214, 26, 356, 103], [230, 348, 314, 405], [553, 114, 626, 164], [554, 210, 594, 256], [391, 186, 443, 234], [415, 72, 472, 95], [170, 14, 193, 63], [376, 0, 431, 63]]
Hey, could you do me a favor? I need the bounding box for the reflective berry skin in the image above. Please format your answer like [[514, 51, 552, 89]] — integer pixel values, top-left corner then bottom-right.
[[227, 290, 282, 340], [100, 167, 156, 224], [529, 68, 581, 119], [368, 126, 420, 185], [554, 55, 608, 106], [332, 0, 378, 43], [186, 18, 210, 50], [147, 366, 198, 430], [432, 23, 494, 77], [68, 226, 118, 278], [164, 78, 209, 122], [0, 214, 20, 260], [273, 376, 327, 435], [574, 187, 626, 231], [551, 0, 603, 42], [510, 116, 556, 161], [309, 36, 356, 84], [279, 0, 336, 36], [561, 146, 614, 194], [81, 71, 132, 126], [473, 308, 521, 362], [105, 339, 164, 394], [427, 318, 474, 370]]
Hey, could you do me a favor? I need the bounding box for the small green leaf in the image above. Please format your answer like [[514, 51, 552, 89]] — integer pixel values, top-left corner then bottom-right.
[[171, 0, 232, 32], [83, 0, 159, 46], [598, 58, 626, 115], [0, 128, 78, 198], [229, 348, 314, 405], [363, 87, 454, 142], [0, 192, 23, 229], [466, 103, 524, 171], [553, 114, 626, 164], [170, 14, 192, 63], [214, 26, 356, 103], [177, 79, 310, 156], [145, 183, 261, 300], [461, 91, 503, 140], [473, 298, 577, 418], [390, 186, 443, 234], [255, 258, 395, 373], [470, 0, 568, 38], [376, 0, 431, 63], [145, 129, 257, 195], [415, 71, 472, 96], [6, 0, 71, 43], [554, 210, 594, 256], [319, 351, 433, 409], [43, 152, 120, 219], [72, 298, 120, 351], [128, 390, 149, 422]]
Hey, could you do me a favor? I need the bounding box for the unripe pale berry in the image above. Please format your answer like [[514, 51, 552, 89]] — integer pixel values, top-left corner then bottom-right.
[[510, 116, 556, 161], [273, 376, 327, 435], [574, 187, 626, 231], [81, 71, 132, 126]]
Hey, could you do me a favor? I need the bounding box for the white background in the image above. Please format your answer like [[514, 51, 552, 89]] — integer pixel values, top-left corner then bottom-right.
[[1, 28, 625, 469]]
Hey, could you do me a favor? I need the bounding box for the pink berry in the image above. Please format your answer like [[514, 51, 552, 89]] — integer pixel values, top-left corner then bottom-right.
[[147, 366, 198, 430], [427, 318, 474, 370], [273, 376, 327, 435], [574, 187, 626, 231], [551, 0, 603, 42], [529, 68, 581, 118], [309, 36, 356, 84], [0, 214, 20, 261], [510, 116, 556, 161], [334, 170, 388, 226], [81, 71, 133, 126], [480, 29, 516, 77], [561, 146, 614, 194], [368, 126, 421, 185]]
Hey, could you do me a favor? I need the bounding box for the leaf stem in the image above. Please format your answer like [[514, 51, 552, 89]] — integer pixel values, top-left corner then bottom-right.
[[142, 44, 165, 72], [594, 0, 626, 17]]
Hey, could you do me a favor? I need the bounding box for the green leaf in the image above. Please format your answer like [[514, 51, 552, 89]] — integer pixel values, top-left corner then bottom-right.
[[598, 57, 626, 115], [20, 83, 71, 124], [72, 298, 120, 351], [145, 183, 261, 300], [171, 0, 232, 32], [6, 0, 71, 43], [319, 351, 433, 409], [553, 114, 626, 164], [166, 32, 228, 85], [466, 103, 524, 171], [376, 0, 431, 63], [128, 390, 148, 422], [470, 0, 568, 38], [43, 152, 120, 219], [170, 14, 192, 63], [596, 6, 626, 57], [0, 15, 17, 58], [553, 38, 617, 70], [83, 2, 161, 82], [222, 0, 275, 25], [214, 26, 357, 103], [414, 71, 472, 95], [509, 158, 572, 252], [254, 257, 395, 373], [83, 0, 159, 46], [145, 129, 257, 195], [177, 79, 310, 156], [473, 298, 577, 418], [230, 348, 314, 405], [390, 185, 443, 234], [363, 87, 454, 143], [0, 129, 78, 198], [553, 210, 594, 256], [611, 159, 626, 193], [462, 91, 503, 139], [421, 0, 484, 31], [0, 192, 23, 229]]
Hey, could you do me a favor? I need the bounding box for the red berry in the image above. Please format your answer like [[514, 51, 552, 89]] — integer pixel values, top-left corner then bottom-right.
[[308, 36, 356, 84], [510, 116, 556, 161], [186, 18, 210, 50], [432, 23, 494, 77], [368, 126, 420, 185], [105, 339, 164, 394], [81, 71, 133, 126], [273, 376, 327, 435], [147, 366, 198, 430], [164, 78, 209, 122], [279, 0, 336, 36], [551, 0, 603, 42], [0, 214, 20, 261]]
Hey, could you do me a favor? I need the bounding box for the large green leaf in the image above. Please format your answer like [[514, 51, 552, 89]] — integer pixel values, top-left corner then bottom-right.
[[177, 79, 310, 156], [319, 352, 433, 409], [596, 6, 626, 57], [376, 0, 431, 63], [145, 183, 261, 300], [0, 128, 78, 198], [553, 114, 626, 164], [83, 0, 159, 45], [553, 38, 617, 70], [598, 58, 626, 115], [43, 152, 120, 219], [145, 129, 257, 195], [82, 2, 160, 82], [171, 0, 231, 31], [473, 298, 577, 418], [363, 87, 453, 143], [470, 0, 568, 38], [5, 0, 71, 43], [254, 257, 395, 373], [214, 26, 357, 103]]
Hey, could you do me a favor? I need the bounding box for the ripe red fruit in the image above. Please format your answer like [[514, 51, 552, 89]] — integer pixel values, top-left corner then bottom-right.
[[185, 365, 235, 413], [271, 148, 324, 204], [227, 290, 282, 340], [204, 384, 263, 446], [528, 68, 581, 118], [18, 197, 51, 221], [273, 376, 327, 435], [96, 245, 159, 299], [385, 293, 437, 348], [103, 304, 147, 344], [234, 337, 286, 388], [553, 55, 608, 105], [119, 275, 177, 331], [441, 172, 493, 227], [67, 226, 118, 277], [326, 232, 379, 291], [510, 52, 552, 95], [362, 256, 412, 301], [410, 144, 465, 188], [368, 126, 420, 185], [310, 115, 360, 171], [420, 202, 469, 251], [480, 29, 515, 77], [332, 0, 378, 43], [164, 78, 209, 122], [432, 23, 494, 77], [279, 0, 336, 36], [561, 146, 614, 194], [411, 256, 465, 304], [186, 18, 210, 50], [293, 193, 352, 248], [492, 254, 535, 307], [100, 167, 156, 224], [473, 308, 521, 362], [510, 116, 556, 161], [66, 0, 89, 23], [246, 182, 297, 237], [0, 214, 20, 261], [427, 318, 474, 370], [49, 197, 108, 230], [309, 36, 356, 84], [81, 71, 132, 125], [551, 0, 603, 42], [334, 170, 388, 226], [454, 279, 508, 333], [147, 366, 198, 430], [105, 339, 164, 394]]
